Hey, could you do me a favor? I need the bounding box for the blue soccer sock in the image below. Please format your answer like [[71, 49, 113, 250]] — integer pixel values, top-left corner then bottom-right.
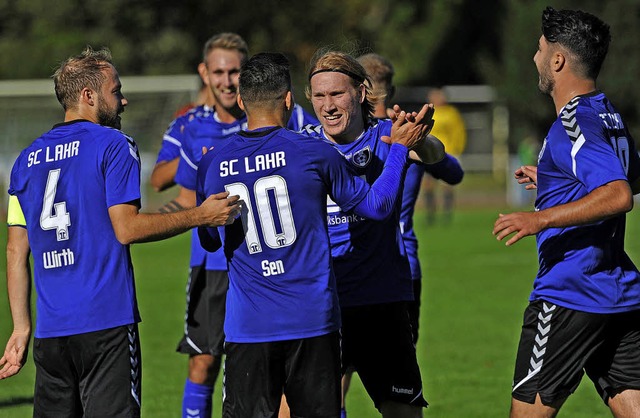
[[340, 407, 347, 418], [182, 379, 214, 418]]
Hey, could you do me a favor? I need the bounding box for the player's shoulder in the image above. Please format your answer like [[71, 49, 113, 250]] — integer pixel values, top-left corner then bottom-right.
[[558, 94, 608, 138], [299, 123, 323, 137]]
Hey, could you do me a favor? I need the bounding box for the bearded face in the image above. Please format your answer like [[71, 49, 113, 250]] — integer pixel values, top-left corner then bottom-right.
[[97, 96, 124, 129]]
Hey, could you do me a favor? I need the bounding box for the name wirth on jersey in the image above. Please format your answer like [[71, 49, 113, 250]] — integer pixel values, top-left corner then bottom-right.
[[219, 151, 286, 177], [43, 248, 75, 269], [347, 146, 372, 168], [27, 141, 80, 167]]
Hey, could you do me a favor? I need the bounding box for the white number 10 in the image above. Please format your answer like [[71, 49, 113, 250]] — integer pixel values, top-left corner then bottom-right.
[[225, 175, 297, 254]]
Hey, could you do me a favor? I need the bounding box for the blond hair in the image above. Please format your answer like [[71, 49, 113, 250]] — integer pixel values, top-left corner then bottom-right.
[[202, 32, 249, 64], [306, 50, 380, 122]]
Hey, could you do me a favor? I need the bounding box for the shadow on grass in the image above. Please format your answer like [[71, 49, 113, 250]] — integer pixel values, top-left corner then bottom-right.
[[0, 396, 33, 408]]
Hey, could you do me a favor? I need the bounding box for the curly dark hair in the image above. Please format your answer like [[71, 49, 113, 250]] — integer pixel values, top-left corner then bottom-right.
[[541, 6, 610, 80]]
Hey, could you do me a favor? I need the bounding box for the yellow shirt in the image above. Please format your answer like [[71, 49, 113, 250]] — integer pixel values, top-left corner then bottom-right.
[[430, 104, 467, 157]]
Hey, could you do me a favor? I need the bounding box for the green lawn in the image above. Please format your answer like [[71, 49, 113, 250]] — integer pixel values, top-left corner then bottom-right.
[[1, 196, 639, 417]]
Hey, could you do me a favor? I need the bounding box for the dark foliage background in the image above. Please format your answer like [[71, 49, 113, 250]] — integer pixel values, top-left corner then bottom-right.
[[1, 0, 638, 147]]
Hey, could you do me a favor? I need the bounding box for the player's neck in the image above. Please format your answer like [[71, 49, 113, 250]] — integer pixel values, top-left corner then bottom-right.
[[552, 77, 597, 115], [64, 108, 97, 124], [246, 113, 285, 131], [215, 105, 244, 124]]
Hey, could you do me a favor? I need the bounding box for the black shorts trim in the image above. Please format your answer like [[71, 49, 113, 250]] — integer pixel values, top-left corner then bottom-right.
[[512, 300, 640, 405]]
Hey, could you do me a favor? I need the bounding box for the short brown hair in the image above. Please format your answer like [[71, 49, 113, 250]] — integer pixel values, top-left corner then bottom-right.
[[202, 32, 249, 64], [357, 53, 395, 107], [52, 46, 113, 111]]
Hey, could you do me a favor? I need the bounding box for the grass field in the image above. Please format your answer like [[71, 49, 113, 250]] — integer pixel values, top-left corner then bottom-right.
[[1, 175, 638, 417]]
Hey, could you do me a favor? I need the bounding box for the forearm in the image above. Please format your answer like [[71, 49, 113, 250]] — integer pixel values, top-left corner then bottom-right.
[[353, 143, 408, 220], [6, 228, 32, 334], [426, 154, 464, 185], [150, 158, 179, 192], [409, 134, 445, 164], [110, 204, 205, 245], [537, 180, 632, 229]]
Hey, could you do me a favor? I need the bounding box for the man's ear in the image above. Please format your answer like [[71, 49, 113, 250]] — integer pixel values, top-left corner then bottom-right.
[[237, 93, 245, 111], [285, 91, 293, 111], [198, 62, 209, 85], [552, 51, 566, 72], [81, 87, 95, 106], [358, 84, 366, 104]]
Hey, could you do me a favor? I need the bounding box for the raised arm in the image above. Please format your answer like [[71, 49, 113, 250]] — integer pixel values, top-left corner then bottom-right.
[[385, 104, 444, 164]]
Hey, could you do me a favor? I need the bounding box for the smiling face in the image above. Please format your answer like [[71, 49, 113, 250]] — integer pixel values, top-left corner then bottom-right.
[[534, 35, 556, 95], [96, 64, 127, 129], [309, 72, 366, 144], [201, 48, 243, 120]]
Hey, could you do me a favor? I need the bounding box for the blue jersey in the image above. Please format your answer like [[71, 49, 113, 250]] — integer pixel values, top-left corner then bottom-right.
[[156, 104, 312, 165], [401, 155, 463, 279], [196, 127, 372, 343], [8, 120, 141, 338], [156, 105, 212, 164], [289, 104, 318, 130], [303, 119, 413, 307], [175, 109, 247, 270], [532, 92, 640, 313]]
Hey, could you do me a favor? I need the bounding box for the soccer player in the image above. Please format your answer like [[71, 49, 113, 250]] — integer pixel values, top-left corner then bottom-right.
[[153, 33, 318, 418], [493, 7, 640, 417], [303, 50, 444, 418], [0, 46, 240, 417], [196, 52, 430, 418]]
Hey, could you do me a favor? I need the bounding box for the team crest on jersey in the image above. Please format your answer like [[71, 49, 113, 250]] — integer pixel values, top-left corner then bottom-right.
[[350, 146, 372, 168]]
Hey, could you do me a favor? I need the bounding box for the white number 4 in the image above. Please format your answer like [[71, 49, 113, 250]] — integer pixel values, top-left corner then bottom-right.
[[40, 169, 71, 241]]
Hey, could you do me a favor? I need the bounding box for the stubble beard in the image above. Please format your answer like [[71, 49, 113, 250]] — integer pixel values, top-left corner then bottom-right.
[[538, 69, 555, 96], [98, 101, 122, 129]]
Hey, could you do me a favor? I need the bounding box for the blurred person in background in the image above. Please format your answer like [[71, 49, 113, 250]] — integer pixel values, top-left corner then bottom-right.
[[423, 86, 466, 224]]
